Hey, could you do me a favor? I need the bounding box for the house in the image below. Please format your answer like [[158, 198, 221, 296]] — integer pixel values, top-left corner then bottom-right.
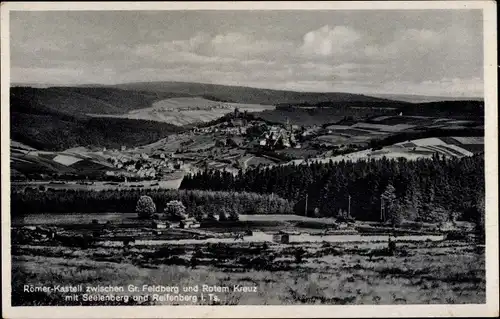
[[231, 119, 244, 126], [272, 232, 290, 244], [179, 218, 201, 229], [152, 221, 168, 229], [215, 139, 227, 147], [227, 137, 243, 147]]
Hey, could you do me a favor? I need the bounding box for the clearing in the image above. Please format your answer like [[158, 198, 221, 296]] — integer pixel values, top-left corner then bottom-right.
[[87, 97, 275, 125]]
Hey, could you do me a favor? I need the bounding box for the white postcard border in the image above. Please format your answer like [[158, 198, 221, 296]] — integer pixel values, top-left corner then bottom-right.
[[1, 1, 498, 318]]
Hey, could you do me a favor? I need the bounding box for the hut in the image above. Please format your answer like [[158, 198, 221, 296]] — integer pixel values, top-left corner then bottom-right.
[[179, 218, 200, 229], [122, 237, 135, 247], [152, 220, 168, 229], [244, 229, 253, 236], [272, 231, 290, 244]]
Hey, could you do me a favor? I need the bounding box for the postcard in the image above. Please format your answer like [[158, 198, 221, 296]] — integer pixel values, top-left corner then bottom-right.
[[1, 1, 498, 318]]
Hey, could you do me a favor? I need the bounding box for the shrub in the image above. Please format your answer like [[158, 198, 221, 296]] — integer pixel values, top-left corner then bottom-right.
[[445, 230, 468, 241], [218, 209, 228, 222], [228, 212, 239, 221], [136, 195, 156, 219], [164, 200, 187, 221], [294, 247, 306, 263]]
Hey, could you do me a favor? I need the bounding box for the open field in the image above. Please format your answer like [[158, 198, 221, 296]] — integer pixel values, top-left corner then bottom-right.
[[88, 97, 275, 125], [12, 238, 484, 305], [283, 135, 483, 167], [12, 177, 185, 192]]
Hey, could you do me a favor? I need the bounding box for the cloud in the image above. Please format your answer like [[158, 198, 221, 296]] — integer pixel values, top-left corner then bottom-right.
[[9, 11, 483, 97], [364, 28, 442, 60], [131, 31, 295, 63], [417, 77, 484, 97], [11, 67, 116, 85], [299, 25, 362, 57]]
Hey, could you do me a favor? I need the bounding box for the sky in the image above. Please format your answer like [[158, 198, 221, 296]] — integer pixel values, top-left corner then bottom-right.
[[10, 10, 484, 97]]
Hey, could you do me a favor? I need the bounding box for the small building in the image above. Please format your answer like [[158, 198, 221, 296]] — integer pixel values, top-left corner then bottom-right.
[[227, 137, 243, 147], [122, 237, 135, 246], [179, 218, 200, 229], [272, 232, 290, 244], [215, 139, 227, 147], [152, 221, 168, 229]]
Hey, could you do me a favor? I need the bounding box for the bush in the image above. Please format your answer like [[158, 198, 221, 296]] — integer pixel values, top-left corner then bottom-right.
[[294, 247, 306, 263], [164, 200, 187, 221], [228, 212, 240, 221], [218, 209, 228, 222], [136, 195, 156, 219], [445, 230, 468, 241]]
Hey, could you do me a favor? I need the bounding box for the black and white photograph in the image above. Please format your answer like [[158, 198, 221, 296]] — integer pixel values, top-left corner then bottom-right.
[[1, 1, 498, 318]]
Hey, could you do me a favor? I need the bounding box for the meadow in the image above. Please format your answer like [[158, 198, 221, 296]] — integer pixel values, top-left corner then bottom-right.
[[12, 239, 485, 306], [88, 97, 275, 126]]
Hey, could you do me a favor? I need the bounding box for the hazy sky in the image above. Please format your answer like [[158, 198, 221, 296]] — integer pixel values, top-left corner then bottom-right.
[[10, 10, 483, 97]]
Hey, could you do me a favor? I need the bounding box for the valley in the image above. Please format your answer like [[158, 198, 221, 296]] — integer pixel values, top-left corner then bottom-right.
[[9, 82, 486, 306], [87, 97, 275, 126]]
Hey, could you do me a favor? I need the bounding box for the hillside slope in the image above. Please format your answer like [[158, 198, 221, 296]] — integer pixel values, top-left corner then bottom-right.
[[11, 111, 183, 151], [10, 87, 186, 116], [87, 97, 275, 125], [10, 83, 484, 150], [111, 81, 397, 105]]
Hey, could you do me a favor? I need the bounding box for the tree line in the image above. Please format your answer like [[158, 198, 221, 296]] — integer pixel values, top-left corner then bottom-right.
[[180, 154, 485, 225], [11, 188, 293, 216]]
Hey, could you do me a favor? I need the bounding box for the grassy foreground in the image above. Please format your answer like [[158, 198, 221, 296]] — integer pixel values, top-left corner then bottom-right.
[[12, 240, 485, 306]]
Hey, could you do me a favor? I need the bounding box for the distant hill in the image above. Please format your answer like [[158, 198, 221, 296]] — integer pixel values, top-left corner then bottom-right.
[[10, 86, 187, 116], [400, 100, 484, 118], [111, 81, 396, 105], [10, 87, 183, 151], [11, 111, 183, 151], [10, 83, 483, 150], [369, 93, 484, 103], [87, 97, 275, 125]]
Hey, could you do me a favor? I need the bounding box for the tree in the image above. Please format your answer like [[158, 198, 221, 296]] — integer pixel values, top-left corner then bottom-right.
[[381, 184, 397, 223], [228, 211, 239, 221], [313, 207, 320, 217], [192, 205, 205, 221], [426, 205, 449, 226], [165, 200, 187, 220], [390, 199, 405, 227], [136, 195, 156, 219], [475, 196, 485, 244], [294, 247, 306, 263], [337, 209, 343, 219], [218, 208, 228, 222]]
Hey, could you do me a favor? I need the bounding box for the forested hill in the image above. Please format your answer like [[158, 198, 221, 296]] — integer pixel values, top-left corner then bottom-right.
[[276, 100, 484, 118], [111, 81, 397, 105], [180, 154, 485, 224], [10, 87, 183, 151], [10, 86, 185, 116]]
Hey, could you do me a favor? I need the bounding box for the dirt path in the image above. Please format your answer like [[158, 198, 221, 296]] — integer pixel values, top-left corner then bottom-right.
[[242, 156, 255, 169]]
